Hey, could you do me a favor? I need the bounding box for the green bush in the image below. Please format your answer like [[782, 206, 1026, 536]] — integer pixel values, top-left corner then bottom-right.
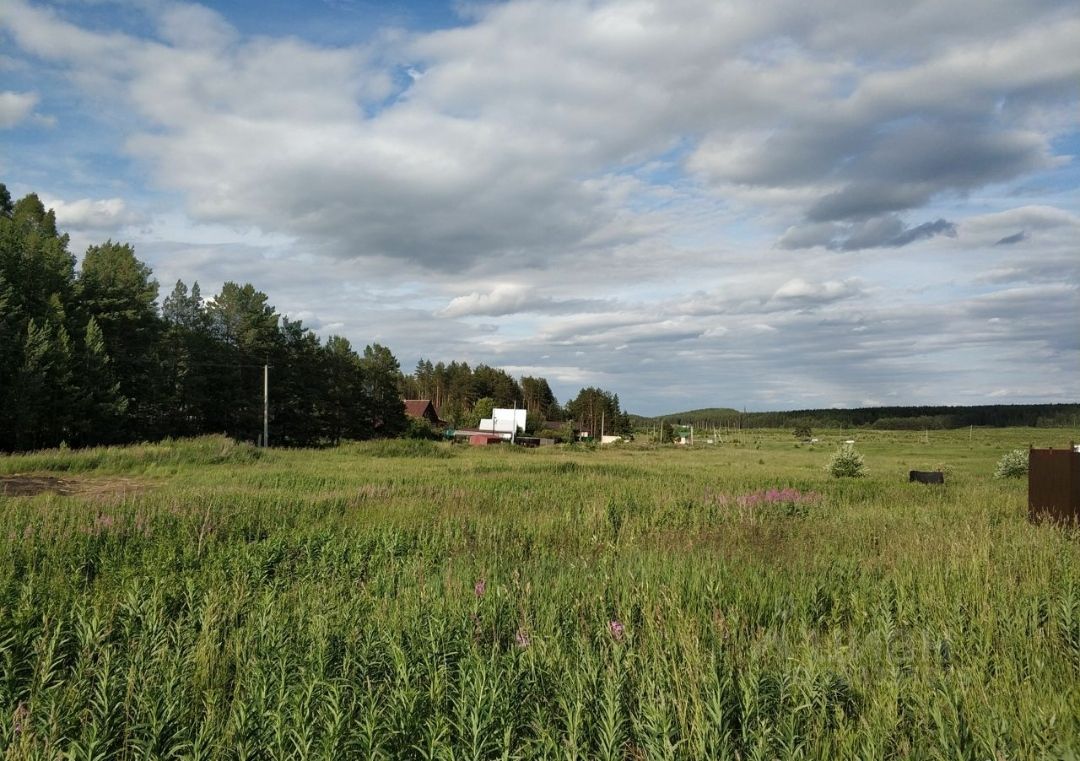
[[535, 428, 570, 443], [994, 449, 1028, 479], [404, 418, 440, 440], [354, 438, 453, 458], [0, 434, 261, 475], [826, 444, 867, 478]]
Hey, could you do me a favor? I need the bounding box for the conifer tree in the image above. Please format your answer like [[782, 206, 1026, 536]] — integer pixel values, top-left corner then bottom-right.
[[73, 316, 127, 445]]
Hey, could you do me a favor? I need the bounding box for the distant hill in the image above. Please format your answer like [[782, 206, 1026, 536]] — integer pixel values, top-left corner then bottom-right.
[[630, 403, 1080, 430]]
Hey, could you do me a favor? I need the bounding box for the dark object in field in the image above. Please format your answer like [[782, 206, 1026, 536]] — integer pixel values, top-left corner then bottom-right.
[[909, 470, 945, 484], [1, 475, 69, 496], [1028, 444, 1080, 524], [0, 475, 144, 498]]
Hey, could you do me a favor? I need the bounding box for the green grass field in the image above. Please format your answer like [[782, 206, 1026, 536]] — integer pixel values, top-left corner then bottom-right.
[[2, 428, 1079, 759]]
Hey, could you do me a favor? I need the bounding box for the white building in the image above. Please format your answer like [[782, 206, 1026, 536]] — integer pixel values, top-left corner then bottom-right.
[[479, 408, 527, 436]]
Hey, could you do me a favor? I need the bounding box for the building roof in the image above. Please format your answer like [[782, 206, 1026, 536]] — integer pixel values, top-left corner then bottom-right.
[[403, 399, 436, 418], [401, 401, 442, 425]]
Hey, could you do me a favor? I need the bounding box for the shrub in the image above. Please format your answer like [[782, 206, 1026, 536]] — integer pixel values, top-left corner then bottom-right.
[[994, 449, 1028, 479], [826, 445, 867, 478], [358, 439, 453, 458], [405, 418, 440, 440], [535, 428, 570, 443]]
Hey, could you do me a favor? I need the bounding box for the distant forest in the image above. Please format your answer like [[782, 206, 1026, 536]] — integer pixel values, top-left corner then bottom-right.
[[0, 185, 629, 452], [632, 404, 1080, 431]]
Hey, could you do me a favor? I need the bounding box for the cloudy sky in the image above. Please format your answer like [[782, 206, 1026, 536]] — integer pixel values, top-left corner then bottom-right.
[[2, 0, 1078, 414]]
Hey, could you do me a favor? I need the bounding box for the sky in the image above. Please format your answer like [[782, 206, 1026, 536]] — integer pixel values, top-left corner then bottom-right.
[[1, 0, 1078, 415]]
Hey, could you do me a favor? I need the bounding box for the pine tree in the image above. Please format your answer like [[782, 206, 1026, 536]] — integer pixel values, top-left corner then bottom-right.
[[78, 241, 161, 438], [358, 343, 407, 438], [322, 336, 367, 444], [13, 318, 75, 449], [73, 316, 127, 445]]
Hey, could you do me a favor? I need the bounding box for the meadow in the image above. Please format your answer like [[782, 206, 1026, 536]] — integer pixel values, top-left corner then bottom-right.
[[1, 427, 1079, 759]]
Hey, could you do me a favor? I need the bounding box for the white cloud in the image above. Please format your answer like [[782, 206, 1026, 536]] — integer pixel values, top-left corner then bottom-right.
[[5, 0, 1077, 265], [2, 0, 1078, 413], [0, 90, 38, 127], [440, 284, 534, 318], [960, 205, 1080, 241], [771, 278, 864, 305], [439, 283, 614, 318], [42, 196, 143, 230]]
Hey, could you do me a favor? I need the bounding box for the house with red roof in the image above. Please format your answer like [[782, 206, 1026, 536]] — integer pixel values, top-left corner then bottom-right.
[[403, 399, 445, 428]]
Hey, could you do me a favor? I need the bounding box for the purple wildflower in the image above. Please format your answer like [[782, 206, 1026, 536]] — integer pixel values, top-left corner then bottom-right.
[[609, 619, 625, 642], [84, 513, 117, 536], [737, 488, 820, 508], [474, 579, 486, 597], [12, 702, 28, 735], [515, 627, 531, 649], [134, 510, 151, 537]]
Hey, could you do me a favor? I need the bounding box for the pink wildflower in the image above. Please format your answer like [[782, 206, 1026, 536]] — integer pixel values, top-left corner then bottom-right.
[[737, 488, 820, 507], [609, 619, 625, 642], [515, 627, 531, 649], [474, 579, 486, 597], [12, 702, 28, 735]]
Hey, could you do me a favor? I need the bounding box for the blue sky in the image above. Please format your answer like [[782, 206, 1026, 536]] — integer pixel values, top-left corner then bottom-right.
[[2, 0, 1078, 415]]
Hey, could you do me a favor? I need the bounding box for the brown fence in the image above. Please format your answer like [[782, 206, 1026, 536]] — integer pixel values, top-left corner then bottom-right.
[[1029, 444, 1080, 523]]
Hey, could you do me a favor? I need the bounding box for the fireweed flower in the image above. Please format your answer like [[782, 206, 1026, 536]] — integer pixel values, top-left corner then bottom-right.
[[515, 627, 531, 649], [609, 619, 625, 642], [474, 579, 486, 597], [739, 488, 819, 507], [12, 702, 28, 735]]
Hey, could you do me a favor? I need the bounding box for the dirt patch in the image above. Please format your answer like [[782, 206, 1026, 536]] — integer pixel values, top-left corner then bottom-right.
[[1, 475, 71, 496], [0, 475, 147, 499]]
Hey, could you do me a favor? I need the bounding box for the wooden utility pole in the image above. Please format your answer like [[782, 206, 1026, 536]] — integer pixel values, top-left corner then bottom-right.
[[263, 363, 269, 448]]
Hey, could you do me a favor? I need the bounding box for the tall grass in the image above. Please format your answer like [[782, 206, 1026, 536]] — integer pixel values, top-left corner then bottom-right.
[[1, 429, 1078, 758]]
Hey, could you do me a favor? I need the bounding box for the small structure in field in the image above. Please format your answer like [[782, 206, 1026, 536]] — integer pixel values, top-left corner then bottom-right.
[[1028, 444, 1080, 524], [601, 435, 623, 445], [909, 470, 945, 484], [469, 434, 503, 446]]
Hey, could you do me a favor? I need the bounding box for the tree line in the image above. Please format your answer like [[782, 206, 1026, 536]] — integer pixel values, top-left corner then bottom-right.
[[1, 185, 633, 451], [0, 187, 407, 451], [633, 404, 1080, 431]]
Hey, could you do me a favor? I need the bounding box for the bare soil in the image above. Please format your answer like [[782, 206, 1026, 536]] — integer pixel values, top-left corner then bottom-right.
[[0, 475, 146, 498]]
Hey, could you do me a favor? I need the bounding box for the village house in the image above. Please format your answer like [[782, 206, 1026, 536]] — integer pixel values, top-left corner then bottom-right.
[[403, 399, 444, 428]]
